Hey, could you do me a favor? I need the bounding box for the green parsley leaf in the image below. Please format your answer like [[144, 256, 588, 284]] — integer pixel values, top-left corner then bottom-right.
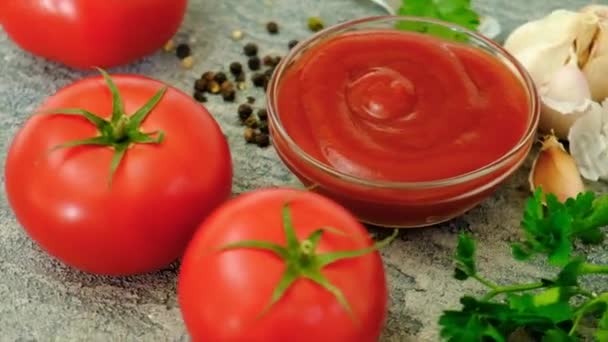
[[454, 233, 476, 280], [396, 0, 480, 41]]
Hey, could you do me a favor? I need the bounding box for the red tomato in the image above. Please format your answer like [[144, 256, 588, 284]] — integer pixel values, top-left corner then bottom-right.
[[4, 72, 232, 275], [178, 188, 389, 342], [0, 0, 188, 69]]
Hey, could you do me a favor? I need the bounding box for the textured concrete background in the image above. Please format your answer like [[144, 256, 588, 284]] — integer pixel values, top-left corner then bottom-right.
[[0, 0, 604, 341]]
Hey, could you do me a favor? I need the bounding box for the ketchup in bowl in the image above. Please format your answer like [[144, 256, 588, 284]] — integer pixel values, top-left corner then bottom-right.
[[267, 16, 539, 228]]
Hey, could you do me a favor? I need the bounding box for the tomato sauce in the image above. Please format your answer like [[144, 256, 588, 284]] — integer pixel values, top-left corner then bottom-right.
[[276, 30, 530, 182]]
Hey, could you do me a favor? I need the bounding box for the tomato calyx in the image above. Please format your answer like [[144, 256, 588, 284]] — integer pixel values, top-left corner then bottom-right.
[[220, 203, 398, 319], [41, 68, 168, 185]]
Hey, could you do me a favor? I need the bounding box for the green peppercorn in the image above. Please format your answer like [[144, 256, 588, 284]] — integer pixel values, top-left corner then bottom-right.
[[214, 72, 227, 84], [248, 56, 261, 71], [229, 62, 243, 76], [308, 17, 324, 32], [238, 104, 254, 121], [266, 21, 279, 34], [193, 91, 207, 103], [257, 108, 268, 121], [194, 78, 208, 92], [244, 43, 258, 56], [176, 43, 191, 59], [288, 40, 299, 49], [255, 133, 270, 147]]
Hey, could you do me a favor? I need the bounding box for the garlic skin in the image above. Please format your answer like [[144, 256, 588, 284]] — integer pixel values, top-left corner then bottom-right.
[[504, 8, 607, 139], [529, 134, 585, 202], [568, 100, 608, 181]]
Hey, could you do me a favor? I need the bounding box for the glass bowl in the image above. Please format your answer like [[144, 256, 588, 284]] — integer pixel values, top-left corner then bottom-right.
[[266, 16, 540, 228]]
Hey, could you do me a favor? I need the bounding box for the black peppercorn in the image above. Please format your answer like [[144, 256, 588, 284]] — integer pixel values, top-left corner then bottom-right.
[[176, 43, 191, 59], [229, 62, 243, 76], [193, 91, 207, 103], [222, 89, 236, 102], [214, 72, 227, 84], [257, 108, 268, 121], [202, 71, 215, 81], [244, 43, 258, 56], [248, 56, 261, 71], [288, 40, 299, 49], [235, 72, 246, 83], [247, 96, 256, 104], [221, 81, 234, 94], [238, 104, 253, 121], [255, 133, 270, 147], [266, 21, 279, 34], [194, 78, 208, 92], [258, 121, 269, 134], [252, 73, 267, 87], [264, 68, 275, 80], [262, 55, 274, 66]]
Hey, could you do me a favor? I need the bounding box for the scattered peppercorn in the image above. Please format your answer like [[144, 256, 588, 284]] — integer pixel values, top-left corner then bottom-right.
[[229, 62, 243, 76], [231, 30, 244, 41], [255, 133, 270, 147], [266, 21, 279, 34], [222, 89, 236, 102], [193, 91, 207, 103], [194, 78, 208, 92], [252, 73, 267, 87], [235, 72, 246, 83], [202, 71, 215, 81], [207, 81, 221, 94], [248, 56, 261, 71], [257, 108, 268, 121], [163, 39, 176, 52], [244, 43, 258, 56], [244, 128, 257, 143], [244, 115, 259, 128], [214, 72, 227, 84], [308, 17, 325, 32], [258, 121, 269, 134], [262, 55, 274, 66], [221, 80, 234, 93], [288, 40, 299, 49], [238, 104, 254, 121], [181, 56, 195, 69], [176, 43, 191, 59], [237, 82, 247, 90], [264, 68, 275, 80], [247, 96, 256, 104]]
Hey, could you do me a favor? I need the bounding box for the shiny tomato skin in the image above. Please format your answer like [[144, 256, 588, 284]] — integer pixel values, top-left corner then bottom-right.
[[178, 188, 388, 342], [0, 0, 188, 69], [4, 74, 233, 275]]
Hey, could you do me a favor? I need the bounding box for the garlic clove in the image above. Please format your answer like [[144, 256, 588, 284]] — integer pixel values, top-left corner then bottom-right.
[[538, 54, 595, 138], [568, 100, 608, 181], [529, 134, 585, 202], [582, 16, 608, 101]]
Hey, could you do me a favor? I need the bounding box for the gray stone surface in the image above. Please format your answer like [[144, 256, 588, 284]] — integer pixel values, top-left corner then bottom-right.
[[0, 0, 604, 341]]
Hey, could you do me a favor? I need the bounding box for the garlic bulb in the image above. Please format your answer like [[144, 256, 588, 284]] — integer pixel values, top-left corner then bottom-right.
[[529, 133, 585, 202], [504, 7, 608, 139], [568, 100, 608, 181]]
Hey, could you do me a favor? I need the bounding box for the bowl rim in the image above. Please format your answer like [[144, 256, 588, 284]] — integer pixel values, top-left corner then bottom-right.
[[266, 15, 540, 190]]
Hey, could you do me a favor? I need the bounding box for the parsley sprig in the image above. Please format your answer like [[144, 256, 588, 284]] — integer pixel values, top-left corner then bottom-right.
[[440, 188, 608, 341], [396, 0, 480, 40]]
